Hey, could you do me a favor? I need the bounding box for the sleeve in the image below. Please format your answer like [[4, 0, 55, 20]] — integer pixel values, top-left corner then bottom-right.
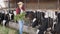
[[16, 8, 19, 14]]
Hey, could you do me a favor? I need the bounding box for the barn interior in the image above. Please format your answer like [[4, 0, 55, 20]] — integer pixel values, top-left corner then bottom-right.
[[0, 0, 60, 34], [0, 0, 60, 10]]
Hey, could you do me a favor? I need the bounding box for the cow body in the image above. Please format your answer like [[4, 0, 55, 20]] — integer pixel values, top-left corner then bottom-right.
[[54, 13, 60, 34]]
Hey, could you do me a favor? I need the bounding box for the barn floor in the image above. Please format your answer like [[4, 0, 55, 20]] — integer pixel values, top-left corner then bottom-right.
[[0, 25, 28, 34], [0, 25, 18, 34]]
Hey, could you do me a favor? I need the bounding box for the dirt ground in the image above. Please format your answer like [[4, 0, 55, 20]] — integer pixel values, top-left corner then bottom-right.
[[0, 25, 28, 34]]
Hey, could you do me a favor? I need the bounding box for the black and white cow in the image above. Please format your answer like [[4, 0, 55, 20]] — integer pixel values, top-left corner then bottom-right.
[[9, 10, 14, 21], [0, 13, 2, 24], [25, 11, 53, 34], [2, 12, 9, 26], [54, 12, 60, 34]]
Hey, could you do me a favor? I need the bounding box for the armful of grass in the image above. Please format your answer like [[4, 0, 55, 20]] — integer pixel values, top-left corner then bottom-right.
[[14, 12, 26, 21]]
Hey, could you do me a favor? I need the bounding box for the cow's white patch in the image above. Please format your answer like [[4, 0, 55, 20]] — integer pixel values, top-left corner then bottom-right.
[[13, 11, 16, 15], [47, 27, 51, 31], [36, 29, 39, 34], [33, 18, 36, 22], [3, 20, 6, 26], [9, 13, 12, 20]]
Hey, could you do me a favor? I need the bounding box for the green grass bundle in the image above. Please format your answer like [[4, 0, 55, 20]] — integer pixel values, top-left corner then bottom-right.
[[14, 12, 26, 21]]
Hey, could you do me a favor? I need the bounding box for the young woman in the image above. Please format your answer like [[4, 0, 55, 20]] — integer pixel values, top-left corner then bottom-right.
[[16, 2, 25, 34]]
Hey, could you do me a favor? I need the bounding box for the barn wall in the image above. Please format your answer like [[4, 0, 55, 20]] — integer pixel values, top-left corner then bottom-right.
[[4, 0, 60, 10], [26, 2, 57, 10], [10, 2, 60, 10]]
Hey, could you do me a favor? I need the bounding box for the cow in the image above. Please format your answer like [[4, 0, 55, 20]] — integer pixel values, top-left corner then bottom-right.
[[25, 11, 54, 34]]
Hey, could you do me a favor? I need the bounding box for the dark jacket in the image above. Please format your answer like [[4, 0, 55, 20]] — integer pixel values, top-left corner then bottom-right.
[[16, 6, 25, 14]]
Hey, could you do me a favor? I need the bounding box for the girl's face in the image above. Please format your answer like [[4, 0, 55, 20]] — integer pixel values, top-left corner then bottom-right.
[[18, 4, 23, 8]]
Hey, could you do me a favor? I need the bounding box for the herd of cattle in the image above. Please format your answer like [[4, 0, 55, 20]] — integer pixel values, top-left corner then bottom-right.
[[0, 10, 14, 26], [0, 10, 60, 34], [25, 10, 60, 34]]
